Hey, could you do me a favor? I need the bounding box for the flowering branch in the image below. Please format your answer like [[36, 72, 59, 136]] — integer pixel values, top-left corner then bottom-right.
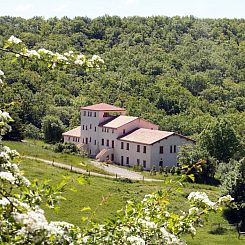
[[1, 36, 105, 70]]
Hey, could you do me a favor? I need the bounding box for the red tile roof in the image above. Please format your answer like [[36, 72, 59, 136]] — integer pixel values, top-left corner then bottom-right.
[[101, 115, 138, 129], [81, 103, 125, 112], [119, 128, 195, 145], [62, 126, 80, 137], [119, 128, 174, 145]]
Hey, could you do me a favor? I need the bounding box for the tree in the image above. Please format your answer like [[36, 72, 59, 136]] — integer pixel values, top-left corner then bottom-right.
[[199, 119, 239, 163], [220, 158, 245, 206], [178, 144, 217, 183], [219, 158, 245, 222], [42, 115, 64, 143]]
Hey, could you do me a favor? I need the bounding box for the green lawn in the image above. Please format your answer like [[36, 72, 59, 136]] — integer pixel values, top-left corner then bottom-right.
[[17, 157, 244, 245], [3, 140, 109, 175]]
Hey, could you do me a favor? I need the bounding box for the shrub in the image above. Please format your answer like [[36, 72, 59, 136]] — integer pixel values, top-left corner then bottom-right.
[[53, 142, 80, 154], [23, 123, 43, 140], [42, 115, 64, 144]]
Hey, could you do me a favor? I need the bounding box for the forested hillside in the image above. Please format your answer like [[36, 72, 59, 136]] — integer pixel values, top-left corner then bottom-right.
[[0, 15, 244, 140]]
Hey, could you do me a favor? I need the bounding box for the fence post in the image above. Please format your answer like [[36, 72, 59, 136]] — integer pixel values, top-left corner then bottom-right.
[[52, 159, 54, 166], [116, 173, 117, 179], [143, 176, 144, 183], [70, 165, 72, 172], [89, 170, 90, 177]]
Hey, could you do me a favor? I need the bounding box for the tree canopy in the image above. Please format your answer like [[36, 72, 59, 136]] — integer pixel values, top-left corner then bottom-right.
[[0, 16, 244, 142]]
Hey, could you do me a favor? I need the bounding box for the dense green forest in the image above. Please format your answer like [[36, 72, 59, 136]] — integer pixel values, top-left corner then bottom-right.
[[0, 15, 244, 142]]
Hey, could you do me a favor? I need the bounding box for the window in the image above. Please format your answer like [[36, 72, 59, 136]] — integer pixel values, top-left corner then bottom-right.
[[89, 150, 91, 154], [82, 125, 84, 130], [102, 139, 104, 145], [126, 157, 129, 165], [94, 112, 96, 117], [83, 111, 86, 116], [121, 142, 124, 149], [111, 154, 114, 161], [137, 159, 140, 165], [126, 143, 129, 150], [159, 146, 164, 154], [174, 145, 177, 153], [123, 129, 126, 134], [90, 124, 92, 129], [107, 128, 109, 133], [95, 127, 96, 132], [170, 145, 173, 153], [112, 140, 114, 148], [137, 145, 140, 152], [82, 138, 84, 143], [94, 140, 96, 145], [143, 160, 146, 168], [86, 125, 87, 130], [112, 129, 114, 133], [89, 137, 91, 142], [143, 146, 146, 153], [106, 140, 109, 147]]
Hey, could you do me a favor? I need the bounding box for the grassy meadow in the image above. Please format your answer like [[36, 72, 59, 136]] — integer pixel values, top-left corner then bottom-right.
[[3, 140, 109, 174], [16, 158, 244, 245]]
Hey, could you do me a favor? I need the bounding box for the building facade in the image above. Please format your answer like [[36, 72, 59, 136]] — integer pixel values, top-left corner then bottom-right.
[[63, 103, 195, 170]]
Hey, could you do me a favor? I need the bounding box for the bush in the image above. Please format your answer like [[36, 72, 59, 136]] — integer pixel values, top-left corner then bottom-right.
[[23, 123, 43, 139], [42, 115, 64, 143], [133, 164, 143, 172], [150, 165, 157, 175], [53, 142, 80, 154]]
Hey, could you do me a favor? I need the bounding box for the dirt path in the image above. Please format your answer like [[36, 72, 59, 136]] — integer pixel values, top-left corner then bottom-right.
[[23, 156, 161, 182]]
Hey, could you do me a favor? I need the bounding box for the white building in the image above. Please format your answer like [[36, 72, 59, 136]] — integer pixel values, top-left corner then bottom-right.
[[63, 103, 195, 170]]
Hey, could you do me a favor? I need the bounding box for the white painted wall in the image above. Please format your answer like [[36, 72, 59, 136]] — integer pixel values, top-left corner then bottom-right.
[[63, 135, 80, 145], [80, 110, 101, 156], [116, 141, 152, 170], [150, 135, 194, 169]]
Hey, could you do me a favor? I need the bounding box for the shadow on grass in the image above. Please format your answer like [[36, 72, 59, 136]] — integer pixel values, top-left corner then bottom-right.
[[209, 225, 227, 235]]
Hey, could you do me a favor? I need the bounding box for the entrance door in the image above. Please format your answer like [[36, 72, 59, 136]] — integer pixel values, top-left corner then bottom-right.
[[121, 156, 124, 166], [159, 161, 163, 167]]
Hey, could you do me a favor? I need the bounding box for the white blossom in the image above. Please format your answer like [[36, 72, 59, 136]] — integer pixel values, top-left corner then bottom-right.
[[0, 197, 10, 206], [74, 59, 84, 65], [55, 52, 68, 61], [188, 192, 217, 209], [26, 49, 41, 59], [0, 70, 4, 76], [0, 171, 16, 184], [218, 195, 234, 205], [188, 224, 196, 235], [91, 54, 104, 63], [8, 35, 22, 44], [160, 227, 184, 245], [38, 48, 54, 56], [127, 235, 145, 245], [188, 207, 199, 215], [14, 209, 48, 232]]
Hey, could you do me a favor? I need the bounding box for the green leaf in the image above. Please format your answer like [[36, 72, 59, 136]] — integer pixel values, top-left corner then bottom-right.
[[81, 207, 91, 212]]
